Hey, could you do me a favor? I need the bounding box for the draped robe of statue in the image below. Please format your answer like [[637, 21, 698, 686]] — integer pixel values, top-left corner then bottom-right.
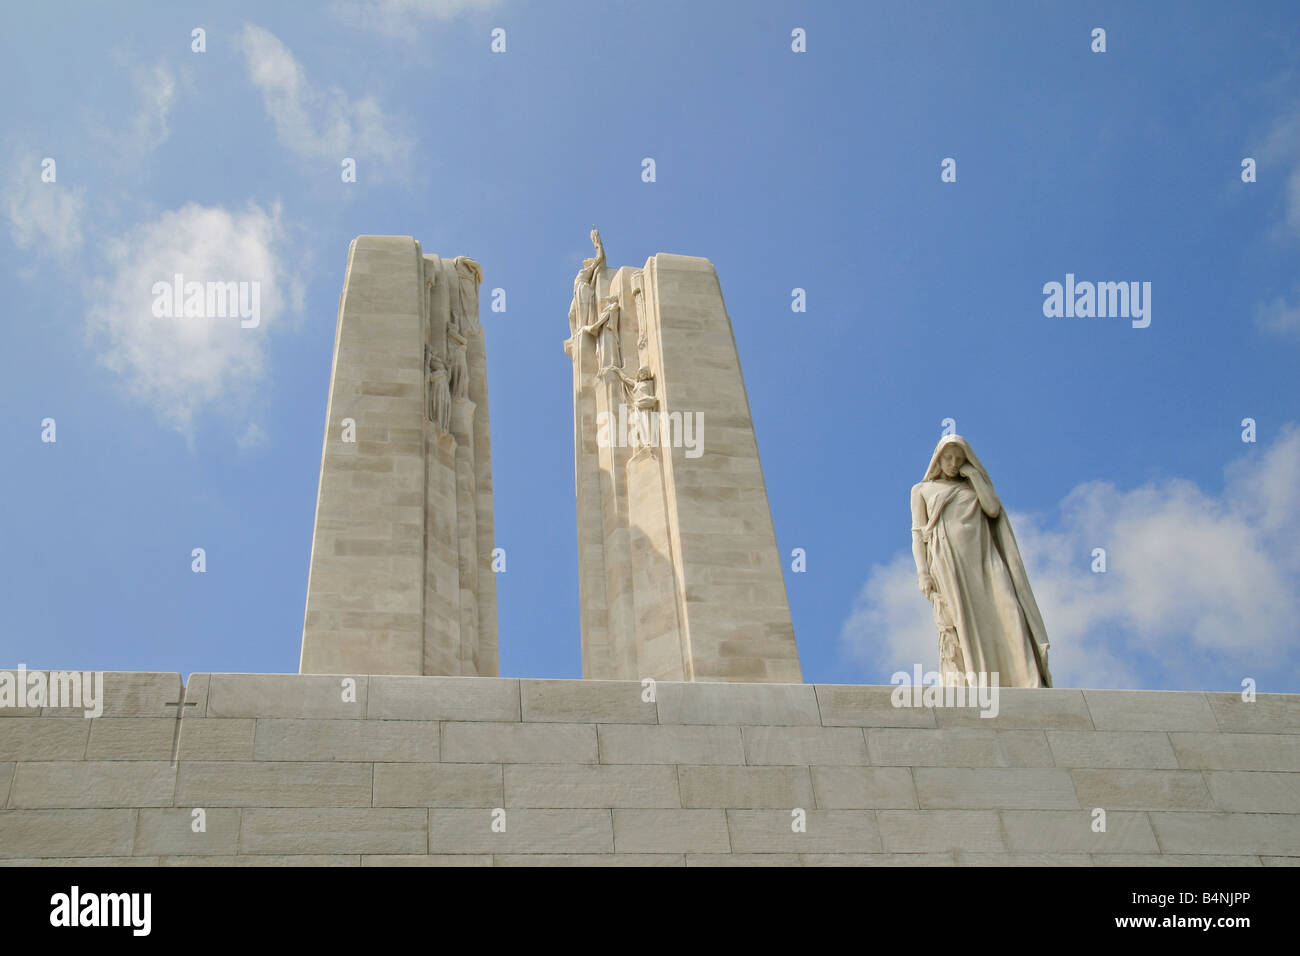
[[910, 435, 1052, 688]]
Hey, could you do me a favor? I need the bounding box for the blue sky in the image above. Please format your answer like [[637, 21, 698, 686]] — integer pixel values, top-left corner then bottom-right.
[[2, 0, 1297, 693]]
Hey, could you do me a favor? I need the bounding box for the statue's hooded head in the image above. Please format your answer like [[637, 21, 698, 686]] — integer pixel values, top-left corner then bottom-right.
[[922, 434, 993, 485]]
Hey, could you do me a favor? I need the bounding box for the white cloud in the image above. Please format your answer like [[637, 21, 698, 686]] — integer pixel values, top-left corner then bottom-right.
[[2, 150, 85, 258], [236, 422, 269, 452], [1255, 294, 1300, 339], [841, 427, 1300, 691], [330, 0, 502, 37], [237, 24, 410, 176], [86, 201, 301, 435]]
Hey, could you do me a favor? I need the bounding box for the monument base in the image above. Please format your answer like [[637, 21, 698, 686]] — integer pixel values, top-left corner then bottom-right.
[[0, 672, 1295, 865]]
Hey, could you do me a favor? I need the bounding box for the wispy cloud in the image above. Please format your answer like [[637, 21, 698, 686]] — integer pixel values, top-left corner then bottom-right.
[[2, 149, 85, 259], [237, 24, 411, 178], [841, 427, 1300, 692], [86, 201, 302, 436], [330, 0, 502, 37]]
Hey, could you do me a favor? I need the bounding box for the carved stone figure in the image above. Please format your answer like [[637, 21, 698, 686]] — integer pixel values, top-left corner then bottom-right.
[[910, 435, 1052, 688], [567, 228, 605, 340], [426, 345, 451, 434], [615, 365, 658, 456], [452, 257, 483, 334], [447, 327, 470, 400], [579, 295, 623, 379], [631, 272, 648, 354]]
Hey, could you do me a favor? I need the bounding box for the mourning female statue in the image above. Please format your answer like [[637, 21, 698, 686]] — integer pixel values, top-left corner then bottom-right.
[[910, 435, 1052, 688], [567, 228, 605, 340]]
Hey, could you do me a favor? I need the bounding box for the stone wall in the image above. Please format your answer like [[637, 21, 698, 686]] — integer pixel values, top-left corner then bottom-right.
[[0, 672, 1296, 865]]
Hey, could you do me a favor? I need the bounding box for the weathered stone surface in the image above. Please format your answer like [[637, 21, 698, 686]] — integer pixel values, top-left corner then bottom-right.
[[810, 767, 918, 809], [1070, 769, 1214, 810], [373, 763, 502, 807], [506, 764, 678, 808], [914, 768, 1079, 810], [0, 810, 137, 858], [428, 809, 613, 853], [1171, 732, 1300, 771], [9, 761, 175, 808], [868, 728, 1053, 768], [1046, 730, 1179, 769], [656, 682, 819, 726], [207, 674, 368, 719], [442, 722, 596, 764], [613, 809, 730, 853], [727, 810, 881, 853], [814, 685, 936, 728], [253, 718, 439, 762], [678, 766, 814, 809], [0, 718, 90, 761], [240, 808, 427, 855], [1083, 690, 1218, 732], [520, 679, 653, 724], [368, 676, 519, 721], [742, 726, 869, 765], [135, 808, 240, 856], [599, 724, 744, 765], [176, 761, 372, 807], [877, 810, 1006, 853], [1000, 810, 1158, 854]]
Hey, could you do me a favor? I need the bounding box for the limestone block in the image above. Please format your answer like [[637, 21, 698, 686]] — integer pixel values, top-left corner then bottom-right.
[[520, 679, 655, 724], [1093, 854, 1263, 867], [362, 854, 492, 866], [253, 718, 439, 762], [810, 767, 918, 809], [742, 727, 869, 766], [1261, 856, 1300, 866], [726, 809, 881, 854], [9, 761, 175, 808], [206, 674, 367, 719], [1046, 730, 1179, 769], [134, 808, 240, 856], [1000, 810, 1158, 853], [598, 724, 744, 765], [613, 809, 730, 853], [442, 721, 596, 764], [86, 719, 176, 760], [40, 672, 181, 719], [0, 809, 137, 858], [803, 852, 956, 866], [1204, 771, 1300, 813], [495, 853, 683, 867], [0, 718, 90, 761], [367, 676, 519, 721], [1204, 693, 1300, 733], [0, 763, 10, 806], [176, 719, 255, 760], [1171, 732, 1300, 771], [877, 810, 1006, 853], [655, 682, 820, 726], [372, 763, 502, 807], [677, 766, 814, 808], [240, 808, 427, 855], [176, 761, 372, 807], [932, 688, 1094, 730], [687, 853, 801, 866], [1082, 690, 1218, 732], [956, 852, 1093, 866], [161, 855, 360, 866], [1070, 769, 1214, 810], [428, 809, 613, 853], [1, 857, 161, 866], [867, 729, 1053, 768], [914, 768, 1079, 810], [505, 764, 678, 808], [181, 674, 210, 716], [814, 685, 936, 728], [1147, 811, 1300, 855]]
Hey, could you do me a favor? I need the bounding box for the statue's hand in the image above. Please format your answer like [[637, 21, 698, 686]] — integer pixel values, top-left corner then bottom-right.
[[958, 463, 974, 479], [918, 574, 936, 597]]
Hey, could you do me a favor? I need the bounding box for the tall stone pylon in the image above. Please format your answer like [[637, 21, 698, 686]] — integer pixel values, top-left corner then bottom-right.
[[565, 231, 802, 683], [301, 236, 498, 676]]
